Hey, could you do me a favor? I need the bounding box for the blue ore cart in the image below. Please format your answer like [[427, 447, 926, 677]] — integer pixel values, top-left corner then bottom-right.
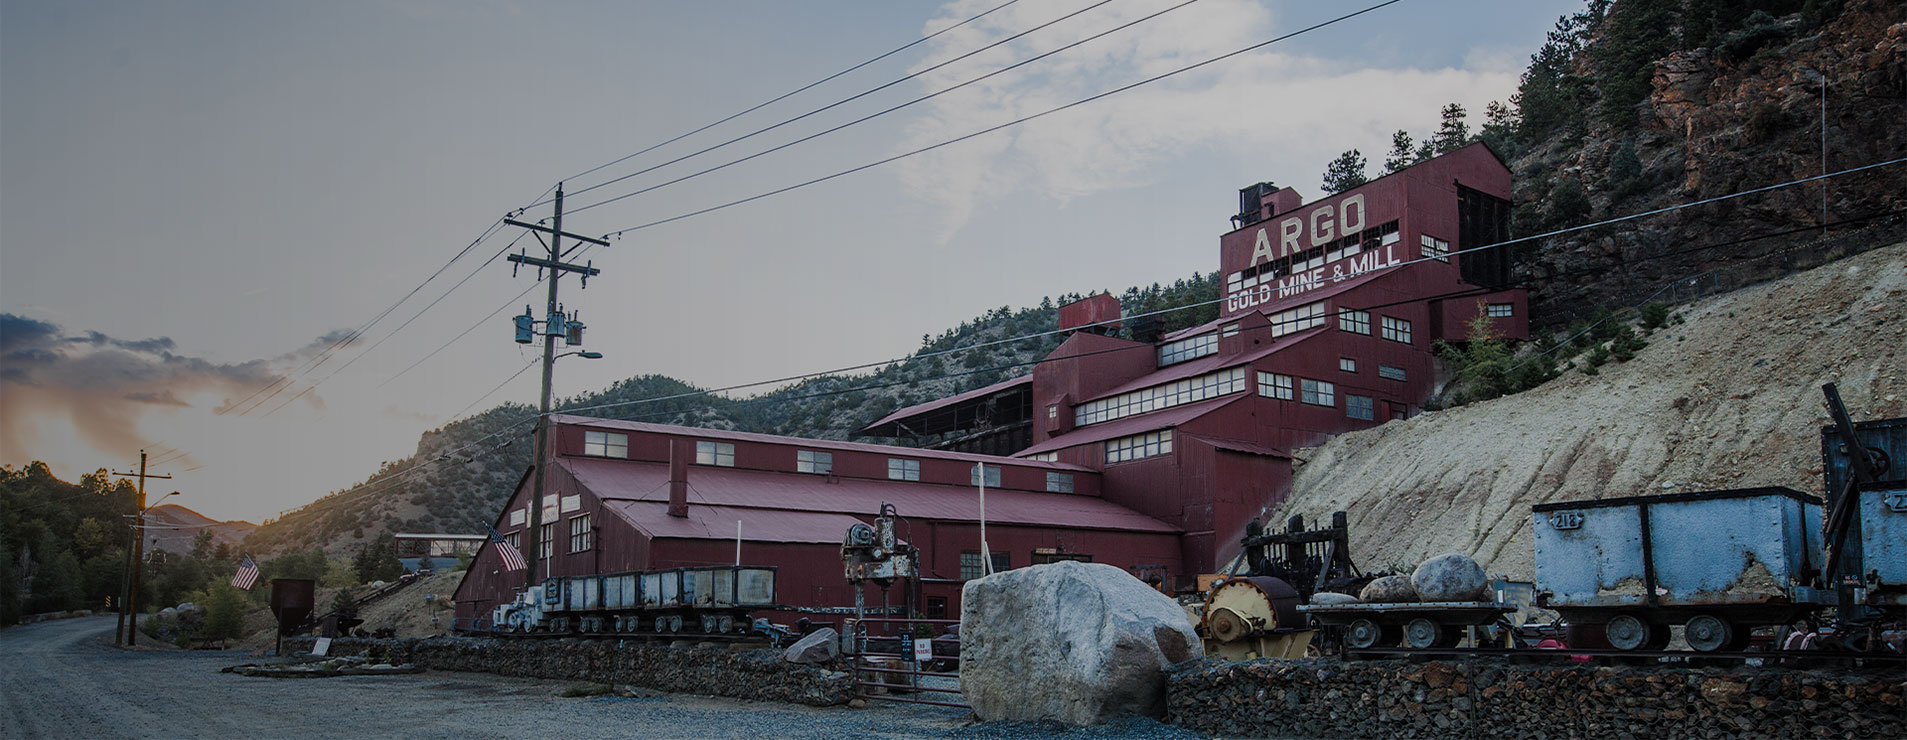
[[1532, 487, 1827, 651]]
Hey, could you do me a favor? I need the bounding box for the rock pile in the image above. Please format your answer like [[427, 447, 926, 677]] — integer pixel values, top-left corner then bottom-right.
[[1168, 658, 1903, 738], [285, 636, 854, 706]]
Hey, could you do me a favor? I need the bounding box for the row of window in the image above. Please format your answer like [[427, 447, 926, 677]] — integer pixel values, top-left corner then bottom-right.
[[1258, 370, 1383, 421], [1156, 332, 1217, 366], [505, 511, 597, 562], [1105, 429, 1173, 464], [957, 550, 1094, 580], [1269, 302, 1327, 338], [588, 432, 1072, 491], [1074, 367, 1248, 427]]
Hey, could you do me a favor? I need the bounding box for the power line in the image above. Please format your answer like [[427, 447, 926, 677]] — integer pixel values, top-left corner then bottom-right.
[[564, 0, 1204, 216], [594, 0, 1408, 237], [555, 0, 1027, 189], [259, 161, 1900, 526], [220, 218, 514, 416]]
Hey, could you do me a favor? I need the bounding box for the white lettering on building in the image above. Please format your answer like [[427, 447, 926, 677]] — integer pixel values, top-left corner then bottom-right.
[[1245, 194, 1368, 267], [1225, 243, 1400, 311]]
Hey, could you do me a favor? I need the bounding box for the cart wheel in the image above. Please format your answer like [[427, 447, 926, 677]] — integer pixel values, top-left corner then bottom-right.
[[1346, 618, 1388, 649], [1684, 614, 1735, 652], [1604, 613, 1658, 651], [1405, 618, 1452, 649]]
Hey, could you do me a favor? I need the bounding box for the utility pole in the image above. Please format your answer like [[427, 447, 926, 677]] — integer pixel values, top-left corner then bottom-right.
[[503, 184, 607, 590], [113, 451, 171, 646]]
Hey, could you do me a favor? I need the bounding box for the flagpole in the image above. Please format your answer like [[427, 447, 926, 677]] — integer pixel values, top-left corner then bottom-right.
[[977, 463, 992, 576]]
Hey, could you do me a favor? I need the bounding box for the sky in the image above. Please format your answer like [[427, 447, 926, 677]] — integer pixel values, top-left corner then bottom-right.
[[1, 0, 1586, 523]]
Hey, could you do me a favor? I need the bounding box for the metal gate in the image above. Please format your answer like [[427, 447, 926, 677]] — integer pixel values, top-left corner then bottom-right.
[[848, 616, 966, 709]]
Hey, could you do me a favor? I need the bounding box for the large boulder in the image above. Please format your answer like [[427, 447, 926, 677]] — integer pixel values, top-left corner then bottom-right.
[[960, 561, 1200, 725], [1359, 575, 1419, 603], [1411, 553, 1487, 602], [1311, 591, 1360, 605], [781, 627, 840, 664]]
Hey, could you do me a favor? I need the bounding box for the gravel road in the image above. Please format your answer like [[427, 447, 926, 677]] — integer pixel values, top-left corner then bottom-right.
[[0, 616, 987, 739]]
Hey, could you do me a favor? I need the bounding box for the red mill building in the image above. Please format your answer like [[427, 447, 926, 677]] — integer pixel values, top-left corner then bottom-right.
[[454, 144, 1525, 623]]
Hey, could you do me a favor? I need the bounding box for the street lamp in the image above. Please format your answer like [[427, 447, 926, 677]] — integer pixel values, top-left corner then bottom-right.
[[558, 350, 604, 360]]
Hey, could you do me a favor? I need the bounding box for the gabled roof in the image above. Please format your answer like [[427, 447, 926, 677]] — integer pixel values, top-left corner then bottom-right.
[[559, 456, 1177, 538], [856, 374, 1032, 436], [1012, 394, 1249, 458], [548, 413, 1088, 472]]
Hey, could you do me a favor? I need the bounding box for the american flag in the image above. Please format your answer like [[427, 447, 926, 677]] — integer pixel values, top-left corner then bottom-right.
[[485, 523, 526, 572], [230, 554, 260, 591]]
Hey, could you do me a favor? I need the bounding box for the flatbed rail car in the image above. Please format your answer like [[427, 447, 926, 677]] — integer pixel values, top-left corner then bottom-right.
[[1299, 600, 1521, 650], [489, 565, 778, 636]]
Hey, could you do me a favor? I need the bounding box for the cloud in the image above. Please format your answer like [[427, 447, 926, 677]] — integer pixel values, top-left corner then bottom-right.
[[0, 313, 345, 463], [897, 0, 1525, 240]]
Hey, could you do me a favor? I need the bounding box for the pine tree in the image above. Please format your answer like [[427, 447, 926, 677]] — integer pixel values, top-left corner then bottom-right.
[[1430, 103, 1470, 154], [1383, 130, 1415, 173], [1320, 150, 1369, 194]]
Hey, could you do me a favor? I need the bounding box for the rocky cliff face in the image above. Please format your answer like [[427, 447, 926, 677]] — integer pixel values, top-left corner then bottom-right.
[[1518, 0, 1906, 323], [1274, 241, 1904, 580]]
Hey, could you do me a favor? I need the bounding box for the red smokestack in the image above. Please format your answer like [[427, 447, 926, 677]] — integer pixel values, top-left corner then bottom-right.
[[668, 439, 689, 518]]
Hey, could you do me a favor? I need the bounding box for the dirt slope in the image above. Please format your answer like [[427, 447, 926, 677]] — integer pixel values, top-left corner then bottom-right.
[[1274, 241, 1906, 581]]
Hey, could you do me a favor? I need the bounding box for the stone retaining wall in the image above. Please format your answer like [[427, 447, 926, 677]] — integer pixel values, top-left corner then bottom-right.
[[1167, 658, 1904, 738], [285, 636, 854, 706]]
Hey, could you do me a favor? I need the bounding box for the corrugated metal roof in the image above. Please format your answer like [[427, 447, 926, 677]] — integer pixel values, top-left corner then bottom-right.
[[560, 456, 1176, 535], [1013, 395, 1248, 457], [548, 413, 1088, 472], [600, 499, 868, 544], [1188, 434, 1290, 459], [856, 374, 1032, 435]]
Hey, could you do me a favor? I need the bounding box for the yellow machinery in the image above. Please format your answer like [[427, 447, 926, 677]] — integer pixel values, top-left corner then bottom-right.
[[1199, 576, 1314, 660]]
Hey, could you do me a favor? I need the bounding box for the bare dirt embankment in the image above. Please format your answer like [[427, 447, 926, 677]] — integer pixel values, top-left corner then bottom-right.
[[1275, 242, 1906, 580], [233, 571, 466, 651]]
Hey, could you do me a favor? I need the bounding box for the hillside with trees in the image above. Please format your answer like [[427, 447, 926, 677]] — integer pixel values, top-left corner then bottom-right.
[[239, 274, 1219, 557], [244, 0, 1905, 558]]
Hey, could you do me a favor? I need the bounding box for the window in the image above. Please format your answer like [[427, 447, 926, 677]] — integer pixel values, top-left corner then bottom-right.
[[797, 449, 833, 474], [1074, 367, 1248, 427], [1338, 309, 1371, 335], [1381, 316, 1412, 344], [887, 458, 920, 481], [1047, 405, 1058, 420], [540, 522, 555, 559], [961, 551, 1013, 579], [1219, 323, 1240, 338], [1024, 452, 1057, 462], [569, 514, 593, 553], [1157, 333, 1217, 366], [1486, 303, 1514, 318], [1421, 234, 1450, 262], [925, 596, 948, 619], [505, 531, 520, 551], [1105, 429, 1173, 463], [583, 430, 627, 458], [1339, 357, 1357, 373], [1347, 395, 1375, 421], [1378, 365, 1407, 381], [1045, 472, 1074, 493], [1032, 550, 1093, 565], [1269, 302, 1327, 337], [970, 464, 1001, 487], [695, 440, 735, 467], [1300, 379, 1336, 407], [1258, 372, 1294, 400]]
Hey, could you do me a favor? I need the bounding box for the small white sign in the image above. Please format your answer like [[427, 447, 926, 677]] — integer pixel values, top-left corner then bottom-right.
[[312, 637, 332, 656], [913, 637, 933, 663]]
